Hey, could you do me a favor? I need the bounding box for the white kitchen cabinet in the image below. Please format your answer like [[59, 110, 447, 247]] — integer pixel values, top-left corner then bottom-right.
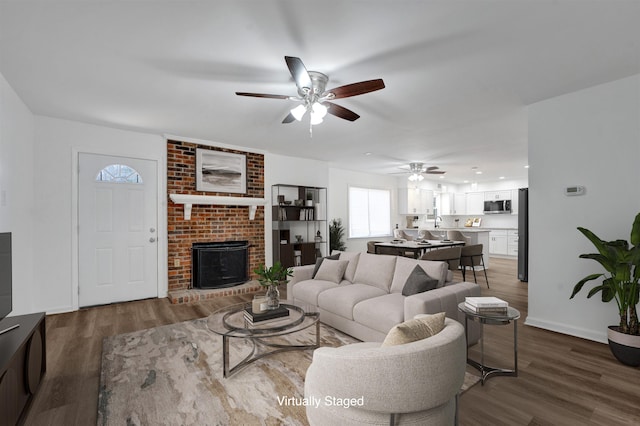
[[507, 230, 519, 256], [439, 193, 466, 215], [399, 188, 434, 215], [439, 193, 452, 215], [466, 192, 485, 215], [453, 193, 466, 215], [484, 190, 512, 201], [489, 230, 508, 255]]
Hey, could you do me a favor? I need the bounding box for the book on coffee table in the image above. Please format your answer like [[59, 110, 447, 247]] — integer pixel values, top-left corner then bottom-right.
[[465, 296, 508, 308], [243, 305, 290, 324], [464, 296, 508, 314]]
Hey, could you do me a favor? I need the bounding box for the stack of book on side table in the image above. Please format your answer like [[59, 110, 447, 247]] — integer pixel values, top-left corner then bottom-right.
[[243, 305, 290, 324], [464, 296, 508, 315]]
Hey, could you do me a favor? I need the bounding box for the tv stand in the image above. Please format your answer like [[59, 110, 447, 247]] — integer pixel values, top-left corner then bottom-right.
[[0, 323, 19, 335], [0, 312, 46, 425]]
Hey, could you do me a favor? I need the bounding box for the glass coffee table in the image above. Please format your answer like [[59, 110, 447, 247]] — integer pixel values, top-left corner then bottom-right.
[[207, 300, 320, 378]]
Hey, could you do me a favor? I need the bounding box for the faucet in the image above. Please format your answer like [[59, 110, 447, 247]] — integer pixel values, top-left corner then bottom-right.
[[434, 215, 442, 228]]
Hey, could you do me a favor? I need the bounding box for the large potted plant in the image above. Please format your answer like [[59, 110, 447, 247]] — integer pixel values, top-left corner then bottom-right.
[[570, 212, 640, 366], [253, 261, 293, 310], [329, 218, 347, 252]]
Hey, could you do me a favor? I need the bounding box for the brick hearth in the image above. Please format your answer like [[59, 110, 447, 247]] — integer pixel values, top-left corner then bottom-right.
[[168, 280, 262, 304]]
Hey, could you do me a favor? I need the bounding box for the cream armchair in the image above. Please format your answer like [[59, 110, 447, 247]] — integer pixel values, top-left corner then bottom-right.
[[304, 318, 466, 426]]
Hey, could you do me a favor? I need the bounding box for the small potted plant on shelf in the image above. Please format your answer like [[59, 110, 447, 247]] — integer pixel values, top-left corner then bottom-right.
[[570, 212, 640, 366], [253, 261, 294, 310]]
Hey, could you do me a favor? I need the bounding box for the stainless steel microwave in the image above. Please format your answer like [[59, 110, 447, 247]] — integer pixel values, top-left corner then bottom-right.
[[483, 199, 511, 214]]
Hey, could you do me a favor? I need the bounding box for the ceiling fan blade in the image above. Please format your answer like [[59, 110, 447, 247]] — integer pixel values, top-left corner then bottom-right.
[[325, 102, 360, 121], [285, 56, 312, 93], [282, 113, 296, 124], [426, 166, 439, 171], [426, 170, 446, 174], [324, 79, 385, 99], [235, 92, 291, 99]]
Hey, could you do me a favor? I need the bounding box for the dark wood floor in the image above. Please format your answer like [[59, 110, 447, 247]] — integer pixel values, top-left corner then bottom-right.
[[23, 258, 640, 425]]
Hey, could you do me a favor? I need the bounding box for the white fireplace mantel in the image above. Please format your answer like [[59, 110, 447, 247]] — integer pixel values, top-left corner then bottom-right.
[[169, 194, 268, 220]]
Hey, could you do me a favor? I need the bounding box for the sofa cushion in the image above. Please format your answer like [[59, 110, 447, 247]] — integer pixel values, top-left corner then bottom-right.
[[381, 312, 446, 347], [390, 257, 447, 294], [318, 284, 387, 320], [292, 279, 339, 306], [314, 259, 349, 284], [332, 251, 361, 283], [352, 293, 406, 334], [352, 252, 397, 292], [311, 253, 340, 278], [402, 265, 439, 296]]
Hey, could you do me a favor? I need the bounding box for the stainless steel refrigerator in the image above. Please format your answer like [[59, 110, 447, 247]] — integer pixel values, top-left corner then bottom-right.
[[517, 188, 528, 281]]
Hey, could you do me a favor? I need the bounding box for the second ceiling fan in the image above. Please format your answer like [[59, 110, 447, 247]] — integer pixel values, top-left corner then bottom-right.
[[236, 56, 385, 127]]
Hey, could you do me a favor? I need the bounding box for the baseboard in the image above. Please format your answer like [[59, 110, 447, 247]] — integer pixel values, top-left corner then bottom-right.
[[524, 315, 608, 344]]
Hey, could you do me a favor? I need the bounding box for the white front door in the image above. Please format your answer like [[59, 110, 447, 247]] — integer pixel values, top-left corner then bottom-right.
[[78, 153, 158, 307]]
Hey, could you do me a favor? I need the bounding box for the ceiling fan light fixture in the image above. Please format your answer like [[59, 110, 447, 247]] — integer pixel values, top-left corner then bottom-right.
[[312, 102, 328, 118], [310, 114, 324, 125], [408, 173, 424, 182], [290, 104, 307, 121]]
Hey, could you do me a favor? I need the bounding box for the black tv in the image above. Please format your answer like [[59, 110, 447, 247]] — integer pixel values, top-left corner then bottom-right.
[[0, 232, 12, 321]]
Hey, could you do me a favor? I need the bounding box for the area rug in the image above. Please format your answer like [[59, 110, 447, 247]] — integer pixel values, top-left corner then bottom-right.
[[98, 318, 481, 426]]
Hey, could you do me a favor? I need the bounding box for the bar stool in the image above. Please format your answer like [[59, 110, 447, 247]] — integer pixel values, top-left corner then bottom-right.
[[393, 229, 414, 241], [417, 229, 441, 240], [459, 244, 489, 288], [446, 230, 471, 245]]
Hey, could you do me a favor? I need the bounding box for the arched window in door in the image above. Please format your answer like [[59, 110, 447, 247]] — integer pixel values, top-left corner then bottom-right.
[[95, 164, 143, 184]]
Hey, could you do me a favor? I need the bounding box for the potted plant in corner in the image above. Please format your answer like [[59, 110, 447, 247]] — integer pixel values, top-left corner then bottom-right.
[[570, 212, 640, 366], [253, 261, 293, 310], [329, 218, 347, 252]]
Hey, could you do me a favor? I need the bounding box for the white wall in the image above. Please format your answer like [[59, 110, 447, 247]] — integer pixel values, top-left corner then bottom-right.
[[328, 167, 399, 253], [0, 72, 36, 315], [33, 116, 166, 313], [527, 74, 640, 343]]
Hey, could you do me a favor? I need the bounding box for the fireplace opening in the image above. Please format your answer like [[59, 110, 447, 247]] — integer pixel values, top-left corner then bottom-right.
[[192, 241, 249, 289]]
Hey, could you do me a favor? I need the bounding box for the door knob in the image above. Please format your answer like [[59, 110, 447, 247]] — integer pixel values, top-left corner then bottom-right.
[[150, 227, 156, 233], [149, 237, 156, 243]]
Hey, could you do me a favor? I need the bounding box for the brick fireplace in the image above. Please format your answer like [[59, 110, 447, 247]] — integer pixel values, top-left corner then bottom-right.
[[167, 140, 265, 303]]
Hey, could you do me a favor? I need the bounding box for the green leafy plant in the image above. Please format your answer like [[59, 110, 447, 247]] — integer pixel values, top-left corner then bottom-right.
[[570, 212, 640, 335], [329, 218, 347, 252], [253, 261, 293, 287]]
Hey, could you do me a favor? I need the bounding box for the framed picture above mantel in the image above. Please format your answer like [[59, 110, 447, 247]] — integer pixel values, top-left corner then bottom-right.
[[196, 149, 247, 194]]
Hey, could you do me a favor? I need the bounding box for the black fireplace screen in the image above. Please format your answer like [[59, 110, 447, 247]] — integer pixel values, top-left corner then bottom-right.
[[192, 241, 249, 289]]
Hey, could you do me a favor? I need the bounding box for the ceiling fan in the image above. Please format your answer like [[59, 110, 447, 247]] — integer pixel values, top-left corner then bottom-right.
[[395, 162, 446, 181], [235, 56, 385, 129]]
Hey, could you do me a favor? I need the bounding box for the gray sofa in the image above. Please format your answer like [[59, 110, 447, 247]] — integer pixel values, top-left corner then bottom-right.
[[287, 251, 481, 343]]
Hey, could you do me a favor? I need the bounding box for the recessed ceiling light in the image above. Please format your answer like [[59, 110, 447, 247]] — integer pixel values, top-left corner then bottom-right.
[[364, 152, 372, 156], [524, 165, 530, 169], [439, 175, 444, 179], [463, 180, 469, 183], [475, 171, 482, 175], [499, 176, 505, 180]]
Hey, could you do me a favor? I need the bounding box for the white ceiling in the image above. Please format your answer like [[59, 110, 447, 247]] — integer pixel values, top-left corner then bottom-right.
[[1, 1, 639, 184]]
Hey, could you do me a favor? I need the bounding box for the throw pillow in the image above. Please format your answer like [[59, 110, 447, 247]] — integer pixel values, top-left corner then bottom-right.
[[381, 312, 446, 347], [401, 265, 439, 296], [314, 259, 349, 284], [311, 254, 340, 279]]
